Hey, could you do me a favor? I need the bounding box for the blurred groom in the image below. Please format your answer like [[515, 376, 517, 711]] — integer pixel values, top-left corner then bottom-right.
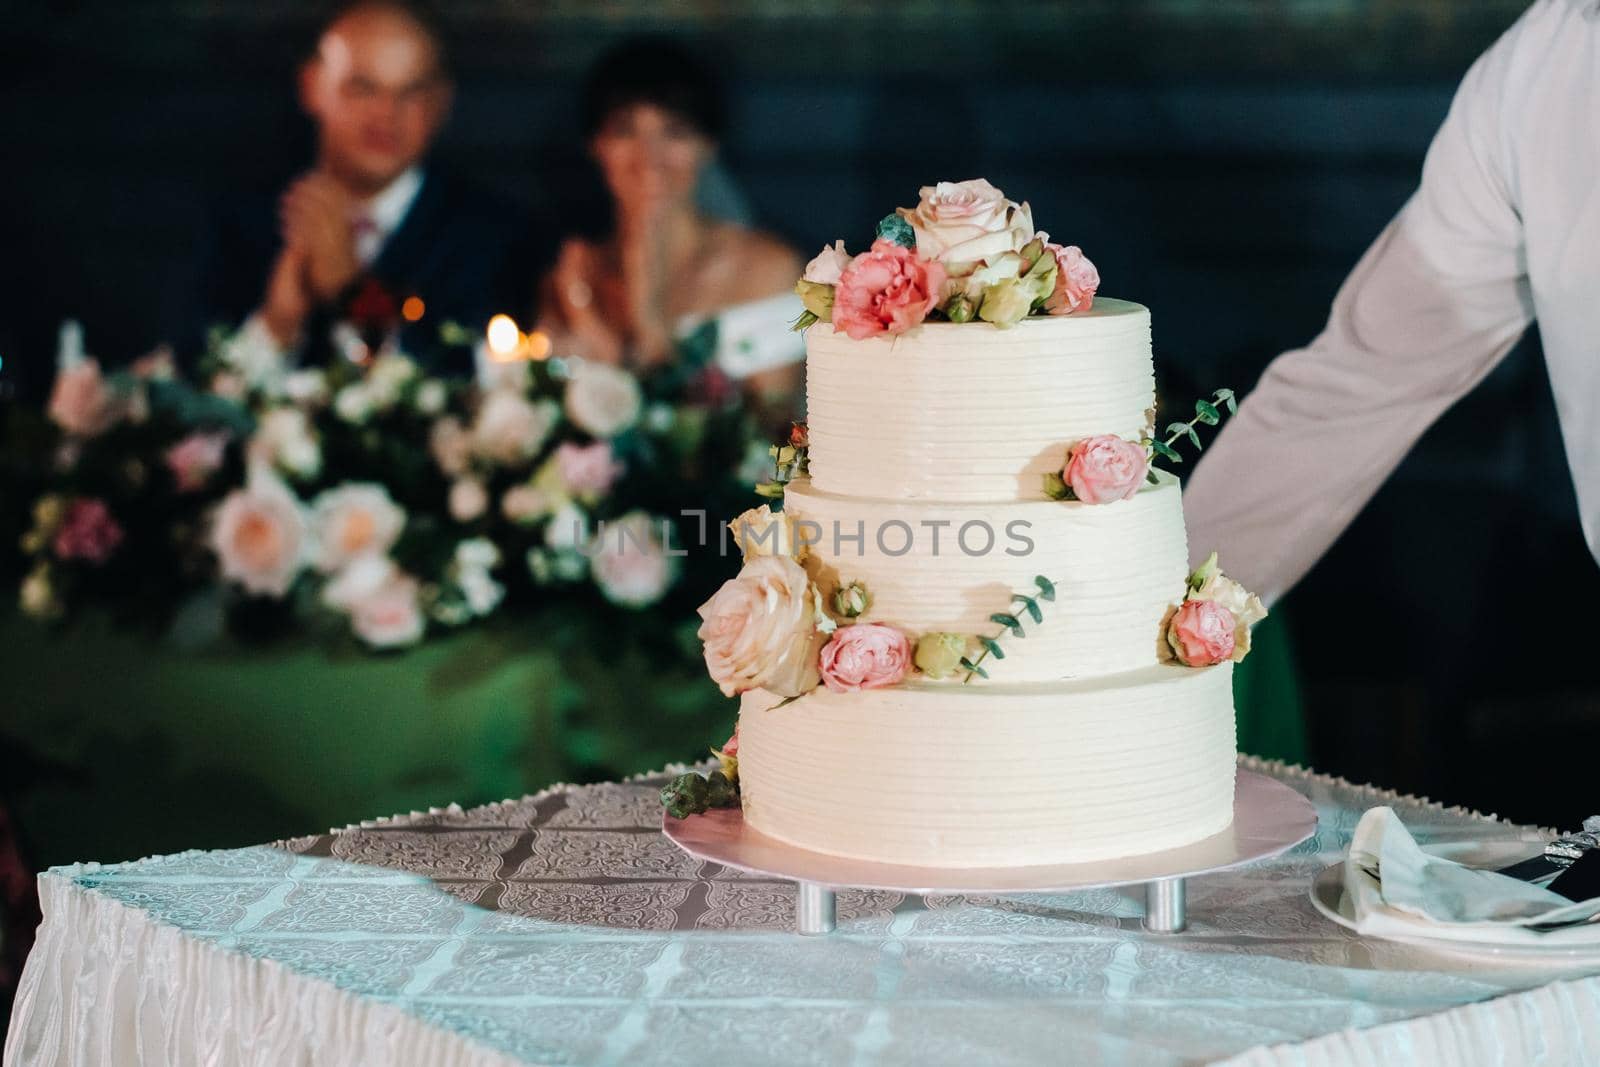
[[193, 0, 539, 374]]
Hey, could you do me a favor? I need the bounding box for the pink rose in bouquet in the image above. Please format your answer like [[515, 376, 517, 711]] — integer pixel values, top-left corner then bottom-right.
[[818, 622, 912, 693], [832, 239, 946, 340], [590, 511, 675, 608], [52, 498, 123, 564], [48, 359, 118, 438], [1063, 435, 1148, 504], [555, 441, 624, 499], [1167, 599, 1236, 667], [1043, 242, 1099, 315], [164, 432, 229, 493]]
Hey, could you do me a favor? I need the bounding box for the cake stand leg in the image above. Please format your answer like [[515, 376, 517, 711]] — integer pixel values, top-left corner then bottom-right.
[[795, 881, 836, 936], [1143, 877, 1187, 933]]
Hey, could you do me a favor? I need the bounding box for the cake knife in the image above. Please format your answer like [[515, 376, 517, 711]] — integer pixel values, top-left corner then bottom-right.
[[1496, 816, 1600, 884]]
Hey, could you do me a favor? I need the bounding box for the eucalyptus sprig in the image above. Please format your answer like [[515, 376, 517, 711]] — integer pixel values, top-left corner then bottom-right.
[[754, 427, 811, 499], [1145, 388, 1237, 479], [961, 575, 1057, 683]]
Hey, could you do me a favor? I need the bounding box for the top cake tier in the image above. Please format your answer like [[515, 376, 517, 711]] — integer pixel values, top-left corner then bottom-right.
[[805, 298, 1154, 502]]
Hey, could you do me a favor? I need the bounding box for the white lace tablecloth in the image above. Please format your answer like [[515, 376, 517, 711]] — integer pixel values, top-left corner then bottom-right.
[[7, 757, 1600, 1067]]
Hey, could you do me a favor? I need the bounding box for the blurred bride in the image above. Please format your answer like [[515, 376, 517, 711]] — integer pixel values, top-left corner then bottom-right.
[[537, 38, 805, 423]]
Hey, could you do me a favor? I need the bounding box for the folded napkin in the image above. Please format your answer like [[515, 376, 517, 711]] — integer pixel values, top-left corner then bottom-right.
[[1345, 806, 1600, 946]]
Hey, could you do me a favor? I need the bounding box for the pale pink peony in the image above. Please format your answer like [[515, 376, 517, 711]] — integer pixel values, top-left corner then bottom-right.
[[210, 474, 308, 597], [832, 240, 946, 340], [309, 483, 405, 574], [1167, 599, 1236, 667], [1063, 435, 1149, 504], [697, 555, 823, 698], [164, 432, 229, 493], [1042, 240, 1100, 315], [818, 622, 912, 693], [589, 511, 674, 608], [52, 498, 123, 564], [555, 441, 623, 499], [48, 359, 117, 437], [897, 179, 1033, 270], [349, 572, 425, 649]]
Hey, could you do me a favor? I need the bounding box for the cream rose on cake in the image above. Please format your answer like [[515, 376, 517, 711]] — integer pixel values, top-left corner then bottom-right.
[[729, 504, 808, 563], [896, 179, 1034, 272], [1186, 553, 1267, 661], [697, 555, 827, 698]]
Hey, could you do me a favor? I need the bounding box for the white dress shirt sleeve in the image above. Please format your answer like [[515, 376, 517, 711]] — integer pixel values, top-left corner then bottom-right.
[[1180, 7, 1539, 605]]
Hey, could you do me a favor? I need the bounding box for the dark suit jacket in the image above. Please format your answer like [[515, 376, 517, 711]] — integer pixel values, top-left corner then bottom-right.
[[188, 167, 551, 376]]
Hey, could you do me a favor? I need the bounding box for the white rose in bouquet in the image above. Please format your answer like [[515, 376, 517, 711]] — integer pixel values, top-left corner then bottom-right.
[[283, 369, 330, 407], [471, 390, 559, 466], [501, 484, 557, 525], [210, 470, 309, 598], [452, 538, 504, 617], [565, 362, 642, 439], [896, 179, 1034, 275], [413, 379, 448, 416], [321, 552, 398, 611], [310, 483, 405, 574], [429, 416, 472, 477], [589, 510, 675, 608], [334, 383, 376, 425], [349, 572, 425, 649], [449, 477, 489, 522], [367, 352, 418, 408], [249, 407, 322, 480], [545, 501, 590, 550]]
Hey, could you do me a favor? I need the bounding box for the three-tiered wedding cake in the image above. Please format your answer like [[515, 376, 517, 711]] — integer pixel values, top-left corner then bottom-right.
[[683, 180, 1263, 869]]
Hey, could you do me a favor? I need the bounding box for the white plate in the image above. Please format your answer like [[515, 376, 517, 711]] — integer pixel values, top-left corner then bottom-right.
[[1309, 844, 1600, 961], [664, 768, 1316, 895]]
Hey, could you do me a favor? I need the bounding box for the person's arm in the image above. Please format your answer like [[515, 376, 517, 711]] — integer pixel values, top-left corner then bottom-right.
[[1181, 14, 1534, 605]]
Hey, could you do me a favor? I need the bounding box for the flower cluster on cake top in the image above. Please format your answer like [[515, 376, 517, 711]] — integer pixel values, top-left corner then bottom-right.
[[793, 179, 1100, 338]]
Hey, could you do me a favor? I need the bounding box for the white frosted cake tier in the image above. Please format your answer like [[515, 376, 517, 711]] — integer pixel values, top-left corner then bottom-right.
[[737, 663, 1236, 868], [784, 472, 1188, 682], [804, 298, 1154, 502]]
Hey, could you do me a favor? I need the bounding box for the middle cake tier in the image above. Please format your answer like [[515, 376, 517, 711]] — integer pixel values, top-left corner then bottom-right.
[[783, 472, 1189, 683]]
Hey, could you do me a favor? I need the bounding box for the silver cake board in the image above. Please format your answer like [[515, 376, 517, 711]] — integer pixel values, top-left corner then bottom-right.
[[663, 768, 1317, 935]]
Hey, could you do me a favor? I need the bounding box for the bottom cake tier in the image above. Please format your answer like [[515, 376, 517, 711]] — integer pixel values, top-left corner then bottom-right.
[[736, 663, 1236, 868]]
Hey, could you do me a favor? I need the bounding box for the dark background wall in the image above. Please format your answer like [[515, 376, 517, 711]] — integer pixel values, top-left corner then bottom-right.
[[2, 0, 1593, 827]]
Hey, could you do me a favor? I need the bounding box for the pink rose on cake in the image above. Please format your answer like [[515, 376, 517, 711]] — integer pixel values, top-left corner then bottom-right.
[[1038, 236, 1099, 315], [832, 239, 946, 340], [1062, 435, 1149, 504], [1167, 599, 1237, 667], [697, 555, 826, 698], [896, 179, 1034, 271], [818, 623, 913, 693], [1185, 552, 1267, 661]]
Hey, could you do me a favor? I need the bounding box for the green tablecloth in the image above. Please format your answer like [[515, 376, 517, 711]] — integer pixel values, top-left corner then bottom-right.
[[0, 610, 1304, 871]]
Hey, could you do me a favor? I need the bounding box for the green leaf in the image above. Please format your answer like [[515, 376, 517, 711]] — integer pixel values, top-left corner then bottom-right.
[[1151, 440, 1183, 463], [989, 612, 1024, 637], [1041, 471, 1071, 501], [1214, 387, 1237, 414], [791, 309, 819, 332], [1034, 575, 1056, 601], [980, 637, 1006, 660], [754, 481, 786, 499], [876, 213, 916, 248], [1013, 593, 1042, 623], [960, 657, 989, 680], [1185, 424, 1202, 449], [1195, 399, 1221, 425], [1146, 469, 1160, 484]]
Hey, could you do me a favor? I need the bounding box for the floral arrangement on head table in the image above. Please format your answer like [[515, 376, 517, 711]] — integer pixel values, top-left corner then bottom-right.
[[4, 309, 766, 652], [792, 178, 1101, 337]]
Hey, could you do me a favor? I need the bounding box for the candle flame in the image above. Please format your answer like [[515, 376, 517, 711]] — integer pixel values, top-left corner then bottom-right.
[[486, 314, 522, 360]]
